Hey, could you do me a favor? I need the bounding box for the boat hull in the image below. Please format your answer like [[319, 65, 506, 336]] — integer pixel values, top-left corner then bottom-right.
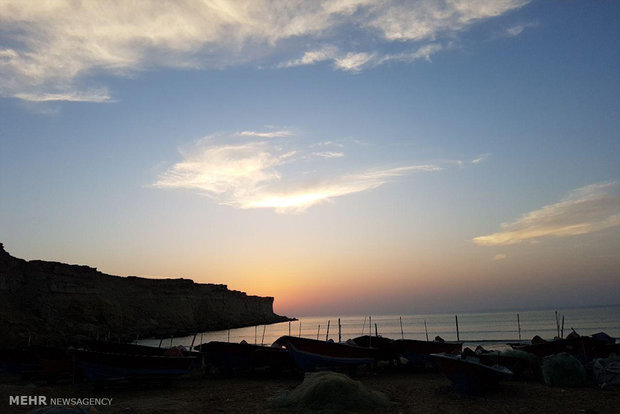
[[195, 341, 293, 375], [431, 353, 512, 394], [73, 350, 198, 382], [391, 339, 462, 368], [274, 336, 376, 372]]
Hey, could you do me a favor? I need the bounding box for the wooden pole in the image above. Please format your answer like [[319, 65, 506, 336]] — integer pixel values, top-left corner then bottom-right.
[[374, 323, 378, 337], [299, 322, 302, 337], [455, 315, 460, 342], [368, 316, 372, 347], [561, 315, 565, 339], [361, 316, 367, 336], [170, 335, 173, 348], [555, 311, 560, 338], [399, 316, 404, 340], [317, 325, 320, 340], [517, 313, 521, 341], [158, 338, 163, 348], [261, 325, 266, 346], [338, 318, 342, 343], [424, 320, 429, 341], [190, 333, 197, 351], [289, 321, 291, 336], [227, 329, 230, 343], [326, 320, 331, 341]]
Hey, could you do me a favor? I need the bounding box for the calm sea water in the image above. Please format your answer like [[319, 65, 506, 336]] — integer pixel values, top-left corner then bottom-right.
[[139, 305, 620, 350]]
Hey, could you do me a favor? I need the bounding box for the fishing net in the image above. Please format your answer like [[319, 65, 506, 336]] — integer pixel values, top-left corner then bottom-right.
[[593, 354, 620, 387], [542, 353, 585, 387], [269, 371, 392, 410]]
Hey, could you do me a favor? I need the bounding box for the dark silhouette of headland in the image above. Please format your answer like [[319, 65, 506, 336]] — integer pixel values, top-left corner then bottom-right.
[[0, 243, 292, 346]]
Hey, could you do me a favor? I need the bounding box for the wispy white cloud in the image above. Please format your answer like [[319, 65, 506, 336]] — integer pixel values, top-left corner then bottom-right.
[[238, 130, 292, 138], [472, 153, 491, 164], [0, 0, 530, 101], [154, 130, 444, 213], [239, 166, 432, 213], [473, 182, 620, 246], [282, 43, 443, 72], [277, 45, 339, 68], [334, 52, 376, 72], [14, 89, 112, 103], [314, 141, 344, 148], [366, 0, 530, 41], [312, 151, 345, 159], [504, 22, 537, 37], [494, 253, 507, 260], [506, 25, 525, 37]]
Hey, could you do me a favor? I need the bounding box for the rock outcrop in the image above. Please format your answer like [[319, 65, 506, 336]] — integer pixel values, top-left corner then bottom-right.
[[0, 244, 292, 346]]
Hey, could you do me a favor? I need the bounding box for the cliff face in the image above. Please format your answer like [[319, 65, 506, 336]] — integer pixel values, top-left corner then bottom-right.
[[0, 244, 291, 345]]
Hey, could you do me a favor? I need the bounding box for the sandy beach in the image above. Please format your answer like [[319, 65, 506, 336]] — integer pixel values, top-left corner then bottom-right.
[[2, 368, 619, 414]]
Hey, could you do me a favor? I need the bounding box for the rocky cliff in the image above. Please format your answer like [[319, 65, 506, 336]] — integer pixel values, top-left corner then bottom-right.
[[0, 244, 291, 346]]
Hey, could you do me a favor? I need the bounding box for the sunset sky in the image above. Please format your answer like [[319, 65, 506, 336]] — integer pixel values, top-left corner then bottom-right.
[[1, 1, 619, 317]]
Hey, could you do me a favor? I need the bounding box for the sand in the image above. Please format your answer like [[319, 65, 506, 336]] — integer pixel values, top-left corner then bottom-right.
[[1, 369, 619, 414]]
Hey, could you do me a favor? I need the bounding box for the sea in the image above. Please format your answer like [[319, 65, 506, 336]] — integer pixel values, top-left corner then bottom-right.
[[138, 305, 620, 350]]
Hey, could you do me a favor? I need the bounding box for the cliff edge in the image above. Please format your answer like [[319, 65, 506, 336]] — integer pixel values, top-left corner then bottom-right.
[[0, 244, 292, 345]]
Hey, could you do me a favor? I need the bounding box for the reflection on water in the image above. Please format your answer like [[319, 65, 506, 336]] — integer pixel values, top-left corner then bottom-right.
[[138, 305, 620, 349]]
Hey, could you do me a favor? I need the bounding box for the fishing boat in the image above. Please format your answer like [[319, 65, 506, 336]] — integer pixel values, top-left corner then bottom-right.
[[474, 346, 539, 380], [391, 338, 462, 369], [431, 351, 513, 394], [80, 340, 200, 356], [72, 348, 200, 382], [510, 332, 593, 361], [347, 335, 396, 363], [273, 335, 377, 371], [194, 341, 293, 376]]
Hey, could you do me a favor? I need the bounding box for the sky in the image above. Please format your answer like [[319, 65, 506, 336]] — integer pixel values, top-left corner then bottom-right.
[[1, 0, 619, 317]]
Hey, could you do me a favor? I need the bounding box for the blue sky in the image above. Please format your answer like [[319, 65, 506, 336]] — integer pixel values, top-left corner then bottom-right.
[[1, 1, 619, 316]]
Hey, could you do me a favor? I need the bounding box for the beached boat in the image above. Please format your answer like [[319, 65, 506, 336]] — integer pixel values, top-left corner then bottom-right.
[[72, 349, 200, 382], [273, 336, 377, 371], [431, 352, 512, 394], [511, 333, 593, 361], [194, 341, 293, 376], [391, 338, 462, 368], [348, 335, 396, 363]]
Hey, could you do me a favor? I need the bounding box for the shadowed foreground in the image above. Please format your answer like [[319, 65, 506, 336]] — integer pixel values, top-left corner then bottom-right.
[[1, 370, 618, 414]]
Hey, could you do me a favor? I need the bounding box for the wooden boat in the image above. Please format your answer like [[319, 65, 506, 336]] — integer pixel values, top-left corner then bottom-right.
[[72, 348, 200, 382], [474, 346, 538, 380], [194, 341, 293, 376], [273, 336, 376, 371], [391, 339, 462, 368], [431, 352, 512, 394], [80, 340, 201, 356], [347, 335, 396, 363], [510, 333, 593, 360]]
